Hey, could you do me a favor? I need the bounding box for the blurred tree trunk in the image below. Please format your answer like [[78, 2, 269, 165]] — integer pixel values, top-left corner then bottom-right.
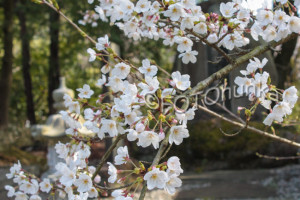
[[48, 11, 60, 115], [0, 0, 14, 128], [17, 0, 36, 125], [274, 38, 298, 88]]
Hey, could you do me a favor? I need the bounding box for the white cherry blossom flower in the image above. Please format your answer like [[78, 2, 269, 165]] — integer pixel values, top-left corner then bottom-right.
[[5, 185, 15, 197], [30, 195, 42, 200], [240, 57, 268, 75], [74, 173, 93, 193], [283, 86, 298, 107], [39, 178, 52, 193], [135, 0, 151, 13], [164, 174, 182, 194], [88, 187, 98, 198], [220, 2, 237, 18], [19, 180, 39, 195], [175, 36, 193, 53], [175, 107, 196, 127], [167, 156, 184, 176], [68, 101, 80, 114], [262, 25, 277, 42], [96, 34, 110, 51], [101, 64, 111, 74], [193, 22, 207, 35], [15, 192, 28, 200], [100, 119, 118, 137], [115, 146, 129, 165], [181, 16, 198, 30], [257, 10, 273, 26], [179, 50, 198, 64], [55, 141, 69, 159], [120, 0, 134, 14], [6, 161, 22, 179], [126, 129, 139, 141], [77, 84, 94, 99], [273, 101, 292, 117], [59, 167, 76, 187], [139, 59, 158, 77], [137, 131, 160, 149], [164, 3, 185, 21], [181, 0, 196, 9], [171, 71, 191, 91], [288, 16, 300, 33], [107, 162, 118, 183], [87, 48, 96, 62], [273, 10, 289, 27], [138, 76, 160, 96], [144, 168, 169, 190], [207, 33, 218, 43], [111, 62, 131, 79], [169, 126, 189, 145], [96, 74, 106, 87], [249, 72, 270, 98]]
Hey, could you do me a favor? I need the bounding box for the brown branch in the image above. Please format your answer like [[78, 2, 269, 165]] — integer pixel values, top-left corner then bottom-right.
[[197, 105, 300, 148], [92, 134, 125, 181], [41, 0, 170, 79], [159, 143, 172, 162], [42, 0, 97, 45], [95, 181, 136, 191], [256, 152, 300, 160], [206, 97, 244, 123], [138, 131, 171, 200], [187, 33, 298, 96]]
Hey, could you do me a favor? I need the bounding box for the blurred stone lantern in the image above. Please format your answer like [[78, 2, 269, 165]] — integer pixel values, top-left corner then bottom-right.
[[31, 77, 74, 178]]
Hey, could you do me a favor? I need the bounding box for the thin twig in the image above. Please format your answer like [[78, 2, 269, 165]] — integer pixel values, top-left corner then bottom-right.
[[138, 131, 171, 200], [92, 134, 125, 180], [42, 0, 170, 78], [197, 105, 300, 148], [95, 181, 136, 191], [159, 143, 172, 162], [256, 152, 300, 160], [206, 97, 244, 123], [42, 0, 97, 45], [186, 33, 298, 96]]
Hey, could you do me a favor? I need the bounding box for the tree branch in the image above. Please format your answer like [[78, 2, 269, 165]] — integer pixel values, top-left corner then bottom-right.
[[187, 33, 298, 96], [138, 131, 171, 200], [92, 134, 125, 181], [95, 181, 136, 191], [197, 105, 300, 148]]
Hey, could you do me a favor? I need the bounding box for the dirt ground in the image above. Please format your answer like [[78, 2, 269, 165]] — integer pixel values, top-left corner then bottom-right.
[[2, 164, 300, 200]]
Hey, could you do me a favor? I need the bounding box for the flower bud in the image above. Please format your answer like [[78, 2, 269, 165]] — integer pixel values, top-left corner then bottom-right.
[[135, 122, 145, 132], [94, 175, 101, 183]]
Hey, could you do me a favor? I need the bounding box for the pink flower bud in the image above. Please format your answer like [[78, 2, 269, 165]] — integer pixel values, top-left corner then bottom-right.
[[237, 107, 243, 111], [94, 175, 101, 183], [171, 118, 178, 124], [135, 122, 145, 132]]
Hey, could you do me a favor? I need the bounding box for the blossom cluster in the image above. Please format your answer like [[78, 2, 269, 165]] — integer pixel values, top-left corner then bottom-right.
[[5, 161, 53, 200], [82, 0, 300, 64], [234, 57, 298, 126], [6, 34, 196, 199], [6, 0, 300, 199]]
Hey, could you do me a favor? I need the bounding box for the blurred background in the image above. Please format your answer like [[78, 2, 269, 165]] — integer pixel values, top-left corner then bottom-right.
[[1, 0, 300, 199]]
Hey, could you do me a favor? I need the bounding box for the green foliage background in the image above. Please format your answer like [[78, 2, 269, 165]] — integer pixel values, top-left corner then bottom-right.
[[0, 0, 175, 124]]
